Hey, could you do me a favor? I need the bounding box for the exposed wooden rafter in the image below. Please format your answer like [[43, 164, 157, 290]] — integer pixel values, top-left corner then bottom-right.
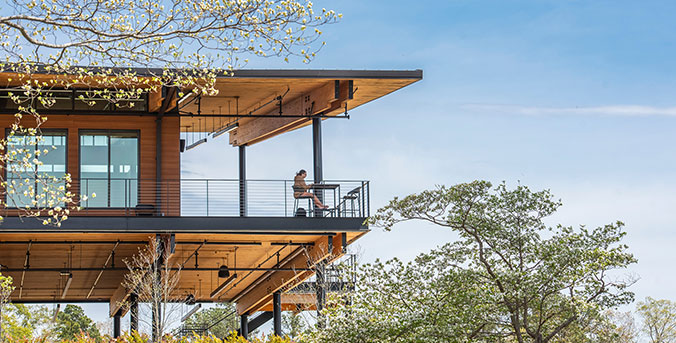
[[229, 81, 351, 146]]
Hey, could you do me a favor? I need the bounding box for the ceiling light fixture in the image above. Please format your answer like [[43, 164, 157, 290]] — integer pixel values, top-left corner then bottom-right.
[[185, 138, 207, 151], [218, 265, 230, 278], [212, 122, 239, 139], [61, 273, 73, 299]]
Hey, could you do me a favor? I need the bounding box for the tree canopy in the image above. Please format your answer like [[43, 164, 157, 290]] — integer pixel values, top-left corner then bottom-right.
[[54, 304, 101, 342], [637, 297, 676, 343], [306, 181, 637, 343]]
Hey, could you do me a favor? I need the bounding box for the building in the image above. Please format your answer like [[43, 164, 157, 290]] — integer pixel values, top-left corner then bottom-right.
[[0, 68, 422, 337]]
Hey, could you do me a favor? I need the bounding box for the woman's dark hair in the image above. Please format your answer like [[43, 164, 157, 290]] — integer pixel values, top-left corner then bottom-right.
[[296, 169, 307, 176]]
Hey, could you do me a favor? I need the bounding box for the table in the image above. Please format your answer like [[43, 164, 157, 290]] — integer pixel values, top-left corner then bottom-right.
[[310, 183, 340, 216]]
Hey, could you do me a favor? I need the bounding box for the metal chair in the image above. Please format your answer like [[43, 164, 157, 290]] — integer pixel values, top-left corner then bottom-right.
[[292, 186, 314, 217], [340, 186, 361, 217]]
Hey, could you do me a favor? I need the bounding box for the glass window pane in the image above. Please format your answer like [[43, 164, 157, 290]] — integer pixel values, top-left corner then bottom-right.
[[110, 135, 138, 207], [80, 134, 109, 207], [80, 132, 138, 208], [6, 131, 67, 208]]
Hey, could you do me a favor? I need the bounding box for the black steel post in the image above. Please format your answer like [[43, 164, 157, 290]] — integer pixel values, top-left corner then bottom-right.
[[273, 291, 282, 336], [130, 293, 139, 332], [239, 145, 247, 217], [113, 311, 121, 338], [240, 314, 249, 339], [312, 118, 323, 217], [316, 260, 326, 328]]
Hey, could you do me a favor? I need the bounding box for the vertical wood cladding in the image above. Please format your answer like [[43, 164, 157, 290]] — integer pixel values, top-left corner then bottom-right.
[[0, 114, 181, 216]]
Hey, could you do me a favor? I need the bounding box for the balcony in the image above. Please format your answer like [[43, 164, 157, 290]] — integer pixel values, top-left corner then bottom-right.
[[72, 178, 370, 218], [0, 178, 370, 233]]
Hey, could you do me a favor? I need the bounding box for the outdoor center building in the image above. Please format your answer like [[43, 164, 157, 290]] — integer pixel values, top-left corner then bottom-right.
[[0, 68, 422, 337]]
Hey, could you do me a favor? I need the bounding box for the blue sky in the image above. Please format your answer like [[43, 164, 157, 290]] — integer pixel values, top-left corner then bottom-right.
[[88, 0, 676, 330], [189, 0, 676, 298]]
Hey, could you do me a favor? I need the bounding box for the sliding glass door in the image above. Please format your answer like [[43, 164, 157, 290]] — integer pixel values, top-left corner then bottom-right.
[[80, 131, 138, 207]]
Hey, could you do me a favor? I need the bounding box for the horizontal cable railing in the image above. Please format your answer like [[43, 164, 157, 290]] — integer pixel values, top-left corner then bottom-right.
[[51, 178, 370, 218]]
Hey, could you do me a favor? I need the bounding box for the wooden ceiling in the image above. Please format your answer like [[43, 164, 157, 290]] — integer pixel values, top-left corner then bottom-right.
[[179, 70, 422, 146], [0, 231, 366, 316]]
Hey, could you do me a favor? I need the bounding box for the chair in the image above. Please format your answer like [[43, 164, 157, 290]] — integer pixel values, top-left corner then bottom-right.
[[292, 186, 313, 217], [340, 186, 361, 217]]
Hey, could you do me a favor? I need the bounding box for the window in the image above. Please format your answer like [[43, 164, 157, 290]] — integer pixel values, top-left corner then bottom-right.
[[6, 130, 67, 208], [0, 88, 148, 113], [80, 131, 138, 207]]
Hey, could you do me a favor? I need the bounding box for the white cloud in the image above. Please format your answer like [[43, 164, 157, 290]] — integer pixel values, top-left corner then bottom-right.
[[462, 104, 676, 117]]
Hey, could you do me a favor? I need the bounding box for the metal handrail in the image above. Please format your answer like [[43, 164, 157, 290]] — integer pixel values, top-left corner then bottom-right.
[[7, 178, 370, 218]]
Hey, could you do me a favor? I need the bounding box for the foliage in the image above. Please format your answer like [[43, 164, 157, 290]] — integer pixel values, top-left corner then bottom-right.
[[0, 0, 339, 68], [112, 331, 294, 343], [321, 180, 638, 343], [1, 331, 294, 343], [551, 309, 637, 343], [182, 303, 238, 338], [0, 273, 15, 340], [637, 297, 676, 343], [301, 248, 498, 343], [54, 305, 101, 342], [1, 304, 53, 341], [282, 312, 308, 339]]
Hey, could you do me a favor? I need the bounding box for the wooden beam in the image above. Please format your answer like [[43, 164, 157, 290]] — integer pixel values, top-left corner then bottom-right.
[[259, 294, 317, 311], [229, 81, 350, 146], [281, 293, 317, 305], [235, 234, 344, 315], [109, 284, 130, 317]]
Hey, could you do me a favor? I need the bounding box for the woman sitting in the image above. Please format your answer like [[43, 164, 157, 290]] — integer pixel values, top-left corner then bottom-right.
[[293, 169, 328, 209]]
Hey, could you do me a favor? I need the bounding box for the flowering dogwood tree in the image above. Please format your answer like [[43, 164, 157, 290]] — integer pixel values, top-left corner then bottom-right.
[[0, 0, 339, 225]]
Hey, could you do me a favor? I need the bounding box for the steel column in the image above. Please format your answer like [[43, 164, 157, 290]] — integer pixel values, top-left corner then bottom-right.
[[312, 118, 323, 217], [273, 291, 282, 336], [239, 145, 247, 217], [240, 314, 249, 339], [113, 311, 121, 338], [130, 293, 139, 332]]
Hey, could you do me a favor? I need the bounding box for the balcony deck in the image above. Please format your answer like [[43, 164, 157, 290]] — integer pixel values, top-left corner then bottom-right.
[[1, 178, 370, 232], [72, 178, 370, 218]]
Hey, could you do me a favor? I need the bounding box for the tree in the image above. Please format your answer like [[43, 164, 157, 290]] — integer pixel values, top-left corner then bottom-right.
[[637, 297, 676, 343], [302, 249, 497, 343], [0, 0, 339, 225], [357, 181, 637, 343], [121, 236, 181, 342], [1, 304, 53, 341], [282, 312, 309, 339], [0, 273, 14, 340], [551, 309, 637, 343], [182, 303, 238, 338], [54, 304, 101, 341]]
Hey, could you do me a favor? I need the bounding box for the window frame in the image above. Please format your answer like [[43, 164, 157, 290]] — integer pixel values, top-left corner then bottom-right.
[[78, 129, 141, 208], [0, 88, 150, 114], [3, 128, 69, 209]]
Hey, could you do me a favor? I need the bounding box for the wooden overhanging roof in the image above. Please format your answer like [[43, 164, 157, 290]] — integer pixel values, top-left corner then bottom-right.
[[0, 68, 421, 146], [178, 69, 422, 146]]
